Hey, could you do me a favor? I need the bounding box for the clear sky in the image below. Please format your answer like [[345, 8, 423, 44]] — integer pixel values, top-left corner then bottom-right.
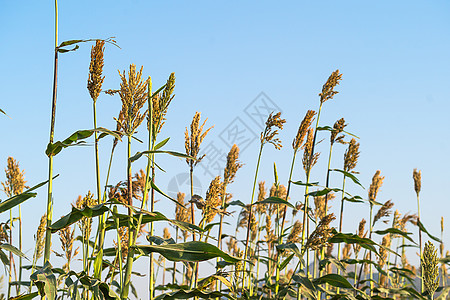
[[1, 0, 450, 297]]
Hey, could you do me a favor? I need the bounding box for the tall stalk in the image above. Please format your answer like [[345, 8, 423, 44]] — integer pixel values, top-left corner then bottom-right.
[[242, 143, 263, 289], [243, 112, 285, 292], [413, 168, 423, 293], [44, 0, 58, 264]]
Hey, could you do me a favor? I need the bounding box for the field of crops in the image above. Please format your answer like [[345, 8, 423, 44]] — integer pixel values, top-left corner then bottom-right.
[[1, 2, 449, 300]]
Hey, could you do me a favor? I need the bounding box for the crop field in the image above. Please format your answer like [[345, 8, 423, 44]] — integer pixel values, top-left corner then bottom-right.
[[1, 2, 450, 300]]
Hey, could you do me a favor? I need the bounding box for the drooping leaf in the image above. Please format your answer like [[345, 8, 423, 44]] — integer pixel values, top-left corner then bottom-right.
[[373, 228, 416, 244], [276, 242, 302, 259], [46, 127, 121, 157], [328, 233, 379, 256], [254, 196, 294, 209], [50, 203, 109, 232], [150, 180, 184, 207], [0, 176, 56, 214], [154, 289, 231, 300], [129, 150, 194, 163], [30, 262, 57, 300], [226, 200, 246, 208], [291, 273, 317, 300], [290, 180, 319, 187], [9, 292, 39, 300], [317, 126, 360, 139], [313, 274, 353, 289], [0, 243, 28, 260], [154, 138, 170, 150], [417, 219, 441, 243], [279, 253, 294, 271], [306, 188, 343, 197], [135, 241, 240, 263], [147, 235, 176, 245], [332, 169, 364, 188], [343, 195, 365, 203]]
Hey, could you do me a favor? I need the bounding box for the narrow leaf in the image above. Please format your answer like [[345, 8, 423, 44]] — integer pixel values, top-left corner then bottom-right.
[[254, 196, 294, 209], [313, 274, 353, 289], [331, 169, 364, 188], [0, 176, 56, 214], [417, 219, 441, 243], [50, 203, 109, 232], [135, 241, 240, 263]]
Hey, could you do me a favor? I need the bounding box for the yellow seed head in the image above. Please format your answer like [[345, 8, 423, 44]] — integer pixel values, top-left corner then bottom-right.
[[34, 214, 47, 261], [343, 138, 360, 173], [116, 64, 148, 136], [287, 220, 303, 244], [1, 157, 28, 197], [422, 241, 439, 297], [203, 176, 223, 223], [330, 118, 347, 144], [87, 40, 105, 102], [302, 128, 320, 172], [413, 168, 422, 195], [224, 144, 243, 185], [260, 112, 286, 150], [185, 112, 213, 168], [368, 170, 384, 203], [319, 70, 343, 103], [293, 110, 316, 151]]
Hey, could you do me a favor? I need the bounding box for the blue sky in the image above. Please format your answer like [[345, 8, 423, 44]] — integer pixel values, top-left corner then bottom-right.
[[1, 0, 450, 296]]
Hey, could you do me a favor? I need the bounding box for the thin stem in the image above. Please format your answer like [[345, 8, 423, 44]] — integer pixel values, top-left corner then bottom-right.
[[416, 192, 423, 293], [18, 204, 22, 294], [242, 142, 264, 291], [121, 136, 134, 299], [275, 151, 297, 294], [44, 0, 58, 263]]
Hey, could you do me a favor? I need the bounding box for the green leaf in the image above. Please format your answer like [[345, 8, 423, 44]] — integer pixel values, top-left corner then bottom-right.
[[279, 253, 294, 271], [0, 243, 28, 260], [373, 227, 416, 244], [331, 169, 364, 188], [343, 195, 364, 203], [290, 180, 319, 187], [150, 180, 184, 207], [306, 188, 342, 197], [154, 138, 170, 150], [9, 292, 39, 300], [30, 262, 57, 300], [129, 150, 194, 163], [46, 127, 121, 157], [50, 203, 109, 232], [417, 219, 441, 243], [317, 126, 360, 139], [328, 232, 379, 256], [57, 45, 79, 53], [58, 39, 84, 47], [276, 242, 302, 259], [226, 200, 246, 208], [254, 196, 294, 209], [292, 273, 317, 300], [135, 241, 240, 263], [0, 249, 9, 266], [0, 176, 56, 214], [313, 274, 353, 289], [154, 289, 231, 300]]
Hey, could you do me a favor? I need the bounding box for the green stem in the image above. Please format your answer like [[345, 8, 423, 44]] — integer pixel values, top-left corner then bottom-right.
[[416, 192, 423, 293], [121, 136, 134, 299], [275, 151, 297, 294], [44, 0, 58, 264], [18, 204, 22, 294], [242, 142, 264, 291]]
